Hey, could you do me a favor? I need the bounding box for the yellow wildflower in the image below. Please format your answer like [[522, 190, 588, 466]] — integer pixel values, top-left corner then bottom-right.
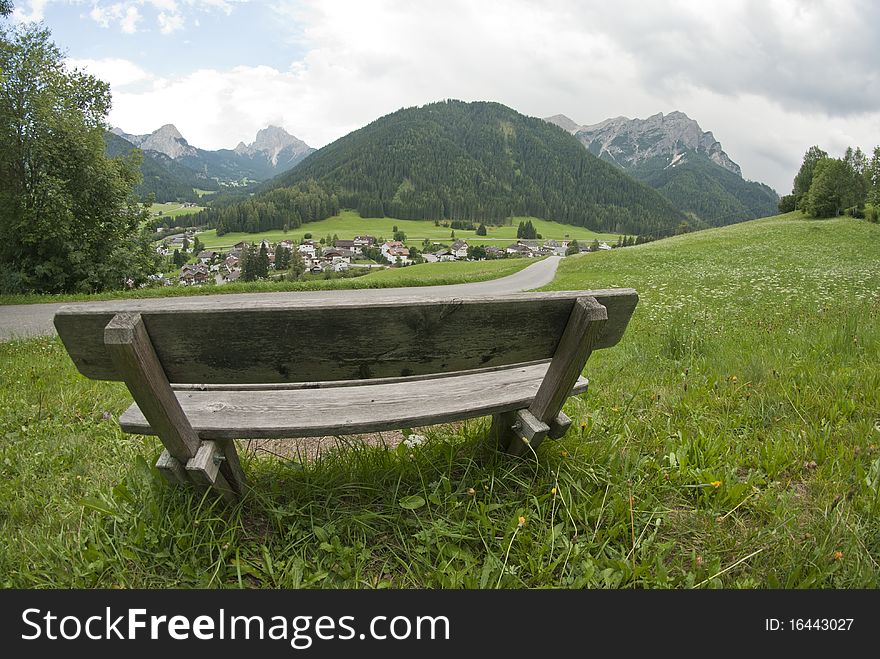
[[550, 487, 557, 497], [833, 550, 843, 561], [710, 480, 722, 488], [517, 516, 526, 527]]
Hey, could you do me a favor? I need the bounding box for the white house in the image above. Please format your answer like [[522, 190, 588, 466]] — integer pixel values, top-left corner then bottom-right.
[[450, 239, 469, 259], [381, 241, 411, 265]]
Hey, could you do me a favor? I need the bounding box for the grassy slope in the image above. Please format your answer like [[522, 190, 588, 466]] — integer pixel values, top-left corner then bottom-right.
[[2, 212, 878, 588], [196, 210, 620, 250], [0, 258, 534, 305], [148, 202, 205, 219]]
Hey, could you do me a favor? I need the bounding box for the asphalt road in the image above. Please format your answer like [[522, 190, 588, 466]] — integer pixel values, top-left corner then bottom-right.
[[0, 256, 561, 341]]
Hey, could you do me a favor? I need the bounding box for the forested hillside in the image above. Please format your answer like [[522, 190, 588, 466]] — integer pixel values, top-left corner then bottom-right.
[[198, 100, 685, 236], [629, 153, 779, 225]]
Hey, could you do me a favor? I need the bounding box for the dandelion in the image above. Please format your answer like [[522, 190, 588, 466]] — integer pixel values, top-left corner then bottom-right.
[[560, 450, 569, 458], [833, 550, 843, 561], [518, 515, 526, 527], [550, 487, 557, 497], [710, 480, 722, 488]]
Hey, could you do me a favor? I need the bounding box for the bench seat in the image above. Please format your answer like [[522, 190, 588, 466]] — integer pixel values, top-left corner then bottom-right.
[[119, 362, 589, 440]]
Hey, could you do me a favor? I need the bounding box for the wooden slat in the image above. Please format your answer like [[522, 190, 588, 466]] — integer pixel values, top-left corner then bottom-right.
[[104, 313, 201, 462], [54, 289, 638, 384], [118, 363, 590, 440]]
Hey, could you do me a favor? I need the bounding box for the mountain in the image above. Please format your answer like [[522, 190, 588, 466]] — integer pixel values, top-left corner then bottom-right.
[[542, 114, 582, 134], [104, 131, 218, 203], [108, 124, 314, 194], [544, 111, 778, 225], [201, 100, 685, 236], [234, 126, 313, 170]]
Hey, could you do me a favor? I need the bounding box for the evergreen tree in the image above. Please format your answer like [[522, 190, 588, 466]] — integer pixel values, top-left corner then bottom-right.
[[867, 146, 880, 208], [240, 244, 258, 282], [590, 239, 600, 251], [256, 243, 270, 278], [172, 248, 186, 267], [182, 236, 190, 252], [192, 236, 203, 255], [565, 240, 580, 256], [476, 223, 487, 236], [275, 244, 291, 270]]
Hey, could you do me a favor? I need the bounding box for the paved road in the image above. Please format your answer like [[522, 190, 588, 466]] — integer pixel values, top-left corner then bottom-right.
[[0, 256, 561, 341]]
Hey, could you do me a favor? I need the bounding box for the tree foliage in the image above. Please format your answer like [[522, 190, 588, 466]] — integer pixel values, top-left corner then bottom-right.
[[0, 24, 157, 293], [789, 144, 873, 219]]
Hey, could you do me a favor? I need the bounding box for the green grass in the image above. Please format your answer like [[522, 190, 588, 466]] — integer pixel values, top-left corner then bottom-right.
[[2, 211, 878, 588], [0, 258, 534, 305], [196, 210, 619, 250], [148, 202, 205, 219]]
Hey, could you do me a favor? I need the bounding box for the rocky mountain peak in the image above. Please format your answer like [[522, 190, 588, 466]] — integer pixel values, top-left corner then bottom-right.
[[115, 123, 196, 160], [574, 111, 742, 176], [543, 114, 583, 133], [234, 125, 312, 166]]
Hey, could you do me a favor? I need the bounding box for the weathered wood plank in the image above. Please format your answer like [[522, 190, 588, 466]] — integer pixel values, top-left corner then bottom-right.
[[55, 289, 638, 384], [104, 313, 201, 463], [118, 363, 590, 439]]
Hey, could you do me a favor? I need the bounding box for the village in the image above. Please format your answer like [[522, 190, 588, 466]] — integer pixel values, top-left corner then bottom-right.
[[154, 232, 617, 286]]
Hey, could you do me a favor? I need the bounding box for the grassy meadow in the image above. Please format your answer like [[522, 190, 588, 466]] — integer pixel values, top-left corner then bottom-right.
[[148, 202, 205, 219], [196, 210, 619, 250], [1, 211, 878, 588]]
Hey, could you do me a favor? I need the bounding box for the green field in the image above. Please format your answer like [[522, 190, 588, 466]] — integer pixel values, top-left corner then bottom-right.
[[149, 202, 205, 219], [2, 212, 878, 588], [195, 210, 620, 250]]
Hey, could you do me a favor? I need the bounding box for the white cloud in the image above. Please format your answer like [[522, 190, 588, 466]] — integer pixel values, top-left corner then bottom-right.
[[66, 57, 155, 88], [157, 10, 184, 33], [24, 0, 880, 192], [11, 0, 48, 21]]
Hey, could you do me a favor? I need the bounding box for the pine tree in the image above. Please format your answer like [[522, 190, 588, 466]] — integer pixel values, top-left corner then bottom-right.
[[256, 243, 270, 278]]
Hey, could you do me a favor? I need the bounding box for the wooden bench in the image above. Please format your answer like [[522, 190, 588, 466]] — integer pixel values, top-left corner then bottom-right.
[[54, 289, 638, 501]]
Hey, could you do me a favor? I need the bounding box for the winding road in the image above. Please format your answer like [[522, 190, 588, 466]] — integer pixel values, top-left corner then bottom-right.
[[0, 256, 561, 341]]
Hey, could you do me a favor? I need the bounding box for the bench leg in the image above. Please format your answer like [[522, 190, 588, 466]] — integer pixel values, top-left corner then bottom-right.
[[490, 411, 518, 451], [507, 296, 607, 457], [104, 313, 240, 501], [217, 439, 247, 495]]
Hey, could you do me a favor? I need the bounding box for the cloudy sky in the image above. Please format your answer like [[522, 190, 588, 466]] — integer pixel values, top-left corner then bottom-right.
[[9, 0, 880, 193]]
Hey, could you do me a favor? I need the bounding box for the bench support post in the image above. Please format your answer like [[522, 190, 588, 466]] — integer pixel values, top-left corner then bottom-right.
[[503, 297, 608, 456], [104, 313, 245, 499]]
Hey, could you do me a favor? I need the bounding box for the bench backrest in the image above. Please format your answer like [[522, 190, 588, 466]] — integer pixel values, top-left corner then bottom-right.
[[54, 289, 638, 385]]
